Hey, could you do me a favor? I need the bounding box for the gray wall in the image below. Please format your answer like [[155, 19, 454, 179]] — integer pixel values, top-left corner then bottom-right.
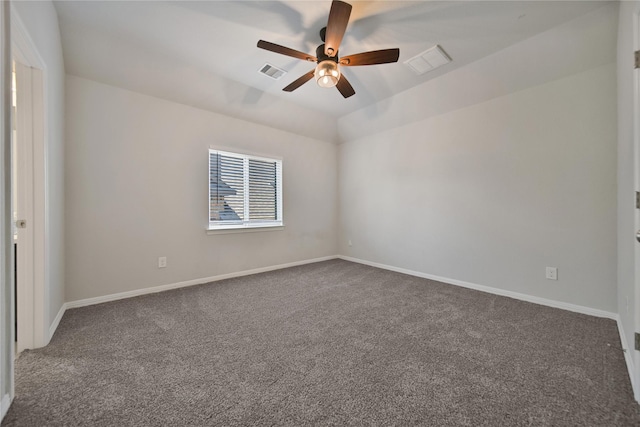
[[12, 0, 65, 331], [338, 63, 617, 312], [63, 3, 620, 316], [65, 75, 338, 301]]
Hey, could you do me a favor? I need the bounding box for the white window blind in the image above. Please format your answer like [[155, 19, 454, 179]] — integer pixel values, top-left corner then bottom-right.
[[209, 149, 283, 229]]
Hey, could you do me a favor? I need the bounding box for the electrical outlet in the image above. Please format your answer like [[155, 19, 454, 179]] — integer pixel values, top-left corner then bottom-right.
[[158, 257, 167, 268], [545, 267, 557, 281], [348, 240, 353, 247]]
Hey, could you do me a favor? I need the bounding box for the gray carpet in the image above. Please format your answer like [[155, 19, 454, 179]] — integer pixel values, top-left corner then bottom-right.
[[2, 259, 639, 426]]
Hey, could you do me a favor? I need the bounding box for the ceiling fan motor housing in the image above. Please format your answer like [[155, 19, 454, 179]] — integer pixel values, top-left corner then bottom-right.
[[316, 44, 338, 64]]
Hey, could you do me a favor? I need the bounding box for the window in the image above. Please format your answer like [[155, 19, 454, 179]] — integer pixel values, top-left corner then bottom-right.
[[209, 149, 283, 230]]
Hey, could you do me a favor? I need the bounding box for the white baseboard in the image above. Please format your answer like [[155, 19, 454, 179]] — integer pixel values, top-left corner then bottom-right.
[[49, 303, 67, 342], [616, 316, 639, 401], [338, 255, 617, 320], [64, 253, 617, 319], [65, 255, 338, 310], [1, 393, 11, 421]]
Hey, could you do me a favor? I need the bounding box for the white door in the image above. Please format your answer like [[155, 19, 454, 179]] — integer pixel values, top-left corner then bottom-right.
[[12, 61, 35, 353]]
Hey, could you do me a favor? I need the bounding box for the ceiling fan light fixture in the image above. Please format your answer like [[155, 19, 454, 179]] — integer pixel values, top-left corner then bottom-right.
[[315, 60, 340, 88], [256, 0, 399, 98]]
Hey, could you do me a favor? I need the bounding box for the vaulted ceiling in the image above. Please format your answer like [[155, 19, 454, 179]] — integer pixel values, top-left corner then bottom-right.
[[53, 1, 613, 142]]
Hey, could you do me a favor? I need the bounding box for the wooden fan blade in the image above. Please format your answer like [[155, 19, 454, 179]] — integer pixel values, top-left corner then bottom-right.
[[340, 48, 400, 66], [336, 74, 355, 98], [283, 70, 315, 92], [257, 40, 317, 62], [324, 0, 352, 57]]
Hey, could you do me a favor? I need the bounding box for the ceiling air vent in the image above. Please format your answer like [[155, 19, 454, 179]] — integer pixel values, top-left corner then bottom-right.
[[404, 45, 451, 75], [259, 63, 287, 80]]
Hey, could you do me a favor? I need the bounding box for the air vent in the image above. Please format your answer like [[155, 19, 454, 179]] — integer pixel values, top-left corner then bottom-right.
[[259, 63, 287, 80], [404, 45, 451, 75]]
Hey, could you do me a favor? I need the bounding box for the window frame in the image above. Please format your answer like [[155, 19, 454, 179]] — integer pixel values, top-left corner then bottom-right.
[[208, 148, 283, 232]]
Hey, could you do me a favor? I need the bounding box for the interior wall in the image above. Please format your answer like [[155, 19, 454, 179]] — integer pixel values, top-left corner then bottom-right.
[[65, 75, 338, 302], [56, 17, 341, 144], [339, 62, 617, 312], [11, 1, 65, 331], [337, 4, 618, 144]]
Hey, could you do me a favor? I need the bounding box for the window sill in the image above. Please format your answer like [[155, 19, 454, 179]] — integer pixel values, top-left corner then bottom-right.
[[206, 225, 284, 235]]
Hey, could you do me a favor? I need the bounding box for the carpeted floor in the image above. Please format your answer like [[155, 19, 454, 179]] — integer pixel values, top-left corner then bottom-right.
[[2, 259, 639, 426]]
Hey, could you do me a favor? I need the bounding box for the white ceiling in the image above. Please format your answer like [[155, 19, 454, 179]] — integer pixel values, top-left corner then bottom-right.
[[53, 0, 610, 121]]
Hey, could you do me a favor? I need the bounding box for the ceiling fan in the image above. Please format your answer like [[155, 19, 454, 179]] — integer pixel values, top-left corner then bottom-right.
[[257, 0, 400, 99]]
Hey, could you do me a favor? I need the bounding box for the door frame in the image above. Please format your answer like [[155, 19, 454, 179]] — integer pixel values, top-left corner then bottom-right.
[[634, 3, 640, 402], [0, 0, 12, 418], [10, 8, 48, 351]]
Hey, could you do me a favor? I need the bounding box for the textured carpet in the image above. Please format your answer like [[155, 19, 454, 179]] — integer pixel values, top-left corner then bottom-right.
[[2, 259, 639, 426]]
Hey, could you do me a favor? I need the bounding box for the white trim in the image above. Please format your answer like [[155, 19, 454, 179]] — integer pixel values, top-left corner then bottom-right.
[[66, 254, 617, 319], [31, 66, 46, 347], [617, 315, 639, 401], [0, 393, 11, 420], [338, 255, 617, 320], [48, 303, 66, 341], [9, 9, 45, 70], [206, 225, 284, 235], [65, 256, 338, 309], [209, 145, 283, 162], [65, 254, 619, 319], [2, 0, 12, 416]]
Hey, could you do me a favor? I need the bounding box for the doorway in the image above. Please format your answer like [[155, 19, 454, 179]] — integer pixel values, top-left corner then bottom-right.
[[11, 12, 48, 354]]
